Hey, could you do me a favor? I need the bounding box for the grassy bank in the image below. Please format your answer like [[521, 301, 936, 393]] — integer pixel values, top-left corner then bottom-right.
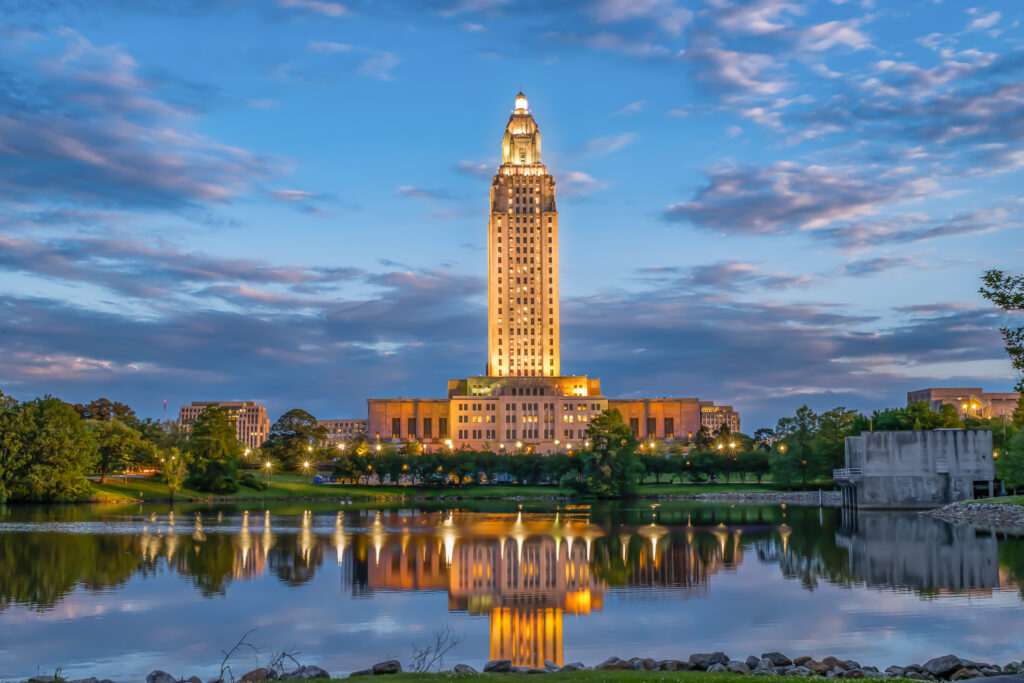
[[976, 494, 1024, 506], [275, 674, 893, 683]]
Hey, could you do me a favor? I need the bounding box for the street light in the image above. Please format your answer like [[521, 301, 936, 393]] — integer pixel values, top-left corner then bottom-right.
[[302, 460, 312, 482], [264, 460, 273, 486]]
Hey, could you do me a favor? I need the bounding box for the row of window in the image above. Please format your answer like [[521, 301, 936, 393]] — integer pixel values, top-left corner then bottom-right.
[[627, 417, 676, 439], [390, 417, 449, 440]]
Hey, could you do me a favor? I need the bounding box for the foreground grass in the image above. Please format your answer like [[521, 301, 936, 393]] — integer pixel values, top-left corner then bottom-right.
[[276, 674, 893, 682], [976, 494, 1024, 506]]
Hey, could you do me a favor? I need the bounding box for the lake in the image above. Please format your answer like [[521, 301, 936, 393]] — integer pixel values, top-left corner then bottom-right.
[[1, 500, 1022, 680]]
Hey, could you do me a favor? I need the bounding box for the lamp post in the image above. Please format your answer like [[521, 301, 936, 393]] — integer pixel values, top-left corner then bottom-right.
[[302, 460, 312, 482], [264, 460, 273, 487]]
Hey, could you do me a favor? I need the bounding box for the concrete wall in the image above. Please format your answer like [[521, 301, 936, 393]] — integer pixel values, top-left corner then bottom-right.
[[843, 430, 994, 509]]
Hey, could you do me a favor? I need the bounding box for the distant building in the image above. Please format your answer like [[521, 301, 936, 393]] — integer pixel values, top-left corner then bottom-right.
[[317, 419, 367, 443], [907, 387, 1020, 419], [366, 93, 739, 453], [835, 430, 995, 509], [698, 401, 741, 434], [177, 401, 269, 450]]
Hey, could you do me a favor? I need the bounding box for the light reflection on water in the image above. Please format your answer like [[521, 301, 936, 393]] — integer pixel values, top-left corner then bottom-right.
[[0, 502, 1021, 680]]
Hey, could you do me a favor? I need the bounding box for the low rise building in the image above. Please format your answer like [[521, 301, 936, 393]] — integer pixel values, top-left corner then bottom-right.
[[698, 401, 741, 434], [835, 429, 995, 509], [907, 387, 1020, 419], [177, 401, 269, 450], [317, 419, 367, 443]]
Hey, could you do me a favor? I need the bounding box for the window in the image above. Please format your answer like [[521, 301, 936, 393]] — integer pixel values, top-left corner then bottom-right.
[[439, 417, 448, 439], [408, 417, 416, 438], [423, 417, 433, 439], [664, 418, 674, 439], [391, 417, 401, 439], [629, 417, 640, 437]]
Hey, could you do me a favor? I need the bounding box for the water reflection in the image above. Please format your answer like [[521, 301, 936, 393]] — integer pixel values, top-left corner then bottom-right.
[[0, 503, 1022, 675]]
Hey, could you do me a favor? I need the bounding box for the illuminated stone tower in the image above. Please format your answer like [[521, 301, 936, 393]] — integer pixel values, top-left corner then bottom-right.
[[486, 92, 560, 377]]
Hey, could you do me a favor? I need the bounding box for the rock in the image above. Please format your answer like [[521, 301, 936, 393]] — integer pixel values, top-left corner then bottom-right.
[[30, 677, 65, 683], [71, 678, 99, 683], [707, 664, 729, 673], [561, 663, 586, 672], [905, 665, 924, 674], [544, 660, 560, 672], [924, 655, 964, 678], [806, 661, 831, 675], [183, 677, 203, 683], [691, 652, 730, 669], [822, 658, 846, 670], [280, 667, 329, 681], [844, 662, 862, 672], [773, 667, 791, 676], [951, 669, 983, 680], [727, 661, 752, 674], [206, 678, 224, 683], [523, 667, 547, 674], [370, 661, 401, 675], [886, 667, 907, 677], [452, 664, 477, 674], [240, 669, 269, 683], [148, 672, 177, 683], [747, 656, 763, 669], [794, 657, 813, 666], [484, 660, 513, 673], [754, 658, 775, 672], [907, 673, 930, 681], [763, 653, 794, 667], [596, 657, 631, 670], [347, 670, 372, 678], [788, 667, 813, 677], [842, 670, 866, 679]]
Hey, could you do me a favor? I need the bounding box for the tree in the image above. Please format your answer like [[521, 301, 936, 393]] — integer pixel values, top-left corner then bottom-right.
[[997, 429, 1024, 492], [0, 397, 97, 502], [752, 428, 775, 451], [161, 447, 190, 501], [813, 407, 861, 473], [263, 409, 327, 470], [980, 269, 1024, 394], [186, 407, 242, 493], [564, 410, 642, 497], [73, 398, 137, 423], [91, 419, 154, 483], [776, 405, 822, 485]]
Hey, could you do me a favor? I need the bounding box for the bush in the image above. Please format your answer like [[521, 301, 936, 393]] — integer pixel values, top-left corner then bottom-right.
[[239, 473, 268, 491], [187, 458, 239, 494]]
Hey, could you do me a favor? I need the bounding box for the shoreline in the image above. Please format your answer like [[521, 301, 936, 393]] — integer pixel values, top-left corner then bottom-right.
[[26, 651, 1024, 682], [925, 502, 1024, 530]]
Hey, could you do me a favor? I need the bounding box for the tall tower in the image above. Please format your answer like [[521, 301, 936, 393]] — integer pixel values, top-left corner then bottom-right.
[[486, 92, 560, 378]]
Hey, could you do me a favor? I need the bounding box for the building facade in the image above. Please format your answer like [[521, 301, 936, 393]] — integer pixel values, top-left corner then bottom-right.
[[317, 419, 368, 444], [367, 93, 740, 453], [177, 401, 270, 450], [907, 387, 1020, 419]]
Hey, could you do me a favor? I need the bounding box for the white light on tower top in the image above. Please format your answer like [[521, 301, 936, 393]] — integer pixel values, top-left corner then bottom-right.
[[514, 92, 528, 111]]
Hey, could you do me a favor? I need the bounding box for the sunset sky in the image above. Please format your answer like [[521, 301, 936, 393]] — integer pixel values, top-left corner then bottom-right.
[[1, 0, 1022, 429]]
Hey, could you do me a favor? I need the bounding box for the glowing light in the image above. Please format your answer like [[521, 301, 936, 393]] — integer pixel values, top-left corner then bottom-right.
[[515, 92, 528, 110]]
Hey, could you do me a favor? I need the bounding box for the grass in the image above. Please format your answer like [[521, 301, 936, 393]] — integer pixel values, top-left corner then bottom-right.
[[975, 494, 1024, 506], [275, 674, 894, 682]]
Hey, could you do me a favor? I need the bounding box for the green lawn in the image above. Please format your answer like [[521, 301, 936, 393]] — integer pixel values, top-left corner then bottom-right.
[[275, 673, 894, 682], [975, 494, 1024, 506], [88, 474, 575, 503]]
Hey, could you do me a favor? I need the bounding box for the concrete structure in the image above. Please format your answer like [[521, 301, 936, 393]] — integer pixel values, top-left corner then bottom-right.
[[366, 93, 740, 453], [835, 430, 995, 509], [907, 387, 1020, 419], [317, 419, 367, 444], [177, 401, 270, 450]]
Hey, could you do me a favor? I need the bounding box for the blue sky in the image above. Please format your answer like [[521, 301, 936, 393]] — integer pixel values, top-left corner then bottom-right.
[[0, 0, 1022, 429]]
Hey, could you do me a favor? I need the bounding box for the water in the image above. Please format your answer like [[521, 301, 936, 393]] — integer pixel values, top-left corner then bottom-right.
[[1, 501, 1022, 680]]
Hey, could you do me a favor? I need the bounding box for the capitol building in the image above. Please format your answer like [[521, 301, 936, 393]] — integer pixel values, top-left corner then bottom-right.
[[368, 93, 738, 454]]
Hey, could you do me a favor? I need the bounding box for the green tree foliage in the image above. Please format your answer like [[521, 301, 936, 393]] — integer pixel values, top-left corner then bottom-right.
[[980, 269, 1024, 394], [263, 408, 327, 470], [185, 407, 242, 493], [997, 429, 1024, 491], [72, 397, 137, 423], [0, 397, 97, 502], [160, 447, 191, 501], [91, 419, 154, 482], [813, 407, 861, 472], [869, 401, 962, 431], [563, 410, 642, 497]]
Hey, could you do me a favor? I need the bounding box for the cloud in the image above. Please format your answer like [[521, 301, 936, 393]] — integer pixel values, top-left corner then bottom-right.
[[663, 161, 930, 235], [541, 31, 672, 58], [455, 160, 493, 179], [278, 0, 348, 18], [308, 41, 353, 53], [267, 189, 331, 215], [836, 256, 913, 277], [684, 46, 787, 95], [590, 0, 692, 37], [680, 261, 815, 291], [396, 186, 450, 201], [581, 132, 637, 155], [966, 9, 1000, 32], [798, 20, 871, 52], [612, 100, 647, 116], [357, 51, 401, 80], [559, 171, 610, 198], [0, 28, 282, 210], [820, 208, 1020, 249]]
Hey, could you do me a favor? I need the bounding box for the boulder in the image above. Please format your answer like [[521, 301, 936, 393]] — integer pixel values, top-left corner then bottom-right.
[[886, 667, 907, 677], [773, 667, 791, 676], [561, 663, 586, 672], [763, 653, 793, 667], [841, 670, 866, 679], [708, 664, 729, 673], [787, 667, 813, 677], [747, 657, 763, 670], [596, 657, 630, 671], [347, 670, 372, 678], [844, 662, 862, 672], [370, 661, 401, 675], [544, 660, 560, 672], [806, 661, 831, 675], [691, 652, 730, 669], [727, 661, 752, 674], [452, 664, 477, 674], [280, 667, 329, 681], [924, 655, 964, 678], [950, 669, 983, 681], [631, 658, 656, 671], [240, 669, 269, 683], [484, 660, 513, 673], [183, 677, 203, 683], [30, 677, 65, 683], [794, 657, 813, 667], [71, 678, 99, 683], [822, 658, 846, 670], [523, 667, 547, 674], [148, 671, 177, 683], [907, 673, 930, 681]]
